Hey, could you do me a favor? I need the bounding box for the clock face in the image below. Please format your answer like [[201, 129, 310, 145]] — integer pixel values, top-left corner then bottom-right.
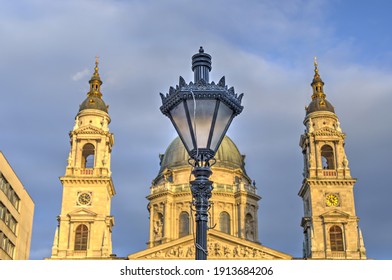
[[325, 193, 339, 207], [78, 192, 91, 206]]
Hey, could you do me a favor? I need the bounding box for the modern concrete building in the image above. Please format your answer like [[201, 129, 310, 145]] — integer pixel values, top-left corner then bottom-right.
[[0, 151, 34, 260]]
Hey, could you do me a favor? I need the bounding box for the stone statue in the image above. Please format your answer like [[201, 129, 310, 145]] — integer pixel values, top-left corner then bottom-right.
[[73, 116, 79, 130], [245, 216, 254, 241], [214, 242, 222, 256], [177, 245, 183, 257], [223, 245, 231, 258], [67, 152, 72, 166], [336, 120, 342, 132], [307, 118, 314, 133], [186, 246, 194, 257], [233, 245, 240, 257], [153, 219, 163, 239], [343, 156, 349, 168], [102, 153, 107, 166]]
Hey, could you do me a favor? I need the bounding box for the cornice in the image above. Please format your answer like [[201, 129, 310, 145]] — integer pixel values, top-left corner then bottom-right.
[[70, 124, 112, 137], [305, 178, 357, 186], [312, 127, 346, 138]]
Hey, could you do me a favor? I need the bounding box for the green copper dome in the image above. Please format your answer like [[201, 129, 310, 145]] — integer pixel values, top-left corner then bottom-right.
[[157, 136, 247, 176], [79, 96, 108, 113], [306, 97, 335, 115]]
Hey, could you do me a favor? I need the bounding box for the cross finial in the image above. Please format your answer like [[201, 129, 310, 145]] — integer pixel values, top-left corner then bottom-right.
[[94, 55, 100, 76], [314, 56, 319, 74]]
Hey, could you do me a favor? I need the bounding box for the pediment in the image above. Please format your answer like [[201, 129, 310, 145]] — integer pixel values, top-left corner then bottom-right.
[[67, 208, 97, 217], [72, 125, 106, 135], [320, 209, 349, 217], [313, 127, 345, 138], [320, 209, 350, 221], [127, 229, 292, 260]]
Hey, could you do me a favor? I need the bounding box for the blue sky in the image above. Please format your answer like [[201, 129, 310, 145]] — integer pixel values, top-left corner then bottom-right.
[[0, 0, 391, 260]]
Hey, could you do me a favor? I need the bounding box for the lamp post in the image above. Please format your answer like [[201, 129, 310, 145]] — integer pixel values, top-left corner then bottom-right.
[[160, 47, 243, 260]]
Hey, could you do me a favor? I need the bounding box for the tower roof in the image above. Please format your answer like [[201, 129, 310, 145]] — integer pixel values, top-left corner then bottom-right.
[[306, 58, 335, 115], [79, 57, 108, 113]]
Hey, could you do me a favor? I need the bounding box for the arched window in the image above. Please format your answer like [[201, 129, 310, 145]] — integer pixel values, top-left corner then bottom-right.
[[330, 225, 344, 251], [82, 143, 95, 168], [179, 212, 190, 238], [219, 212, 230, 234], [74, 224, 88, 251], [321, 145, 335, 169], [245, 213, 254, 241]]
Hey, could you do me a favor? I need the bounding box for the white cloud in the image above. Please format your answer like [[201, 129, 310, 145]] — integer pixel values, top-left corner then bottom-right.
[[71, 68, 89, 81]]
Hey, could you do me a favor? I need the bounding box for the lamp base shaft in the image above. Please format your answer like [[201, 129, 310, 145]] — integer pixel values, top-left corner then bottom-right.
[[191, 166, 213, 260]]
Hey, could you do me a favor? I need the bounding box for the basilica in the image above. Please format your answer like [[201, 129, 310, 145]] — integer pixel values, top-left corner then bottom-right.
[[48, 49, 367, 260]]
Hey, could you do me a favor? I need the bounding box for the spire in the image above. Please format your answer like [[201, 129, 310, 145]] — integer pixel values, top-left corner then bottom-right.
[[311, 56, 326, 100], [88, 56, 103, 98], [305, 57, 335, 115], [192, 46, 212, 83], [78, 57, 108, 113]]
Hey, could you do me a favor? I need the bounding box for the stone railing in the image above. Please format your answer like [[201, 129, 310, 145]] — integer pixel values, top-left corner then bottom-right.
[[151, 183, 257, 195], [66, 168, 110, 177], [150, 184, 190, 194], [70, 251, 87, 257], [322, 170, 337, 177], [79, 168, 94, 175], [327, 251, 346, 259]]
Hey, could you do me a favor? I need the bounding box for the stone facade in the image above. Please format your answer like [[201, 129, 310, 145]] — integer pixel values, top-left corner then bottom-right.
[[129, 230, 291, 260], [129, 136, 277, 259], [0, 152, 34, 260]]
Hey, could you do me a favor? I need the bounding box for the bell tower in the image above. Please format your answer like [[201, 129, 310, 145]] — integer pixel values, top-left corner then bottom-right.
[[50, 58, 115, 259], [298, 59, 366, 259]]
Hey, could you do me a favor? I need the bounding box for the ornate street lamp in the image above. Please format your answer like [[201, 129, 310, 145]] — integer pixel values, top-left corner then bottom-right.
[[160, 47, 243, 260]]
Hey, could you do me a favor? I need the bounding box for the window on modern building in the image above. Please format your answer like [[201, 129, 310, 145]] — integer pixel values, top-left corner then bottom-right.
[[0, 207, 17, 234], [321, 145, 335, 169], [179, 212, 190, 238], [6, 240, 14, 257], [11, 193, 20, 211], [0, 176, 21, 211], [330, 225, 344, 251], [4, 212, 10, 227], [74, 224, 89, 251], [9, 217, 17, 234], [0, 231, 13, 258], [82, 143, 95, 168], [219, 212, 231, 234], [0, 177, 10, 197], [0, 233, 6, 252], [0, 202, 5, 221], [0, 175, 6, 192], [0, 231, 4, 250]]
